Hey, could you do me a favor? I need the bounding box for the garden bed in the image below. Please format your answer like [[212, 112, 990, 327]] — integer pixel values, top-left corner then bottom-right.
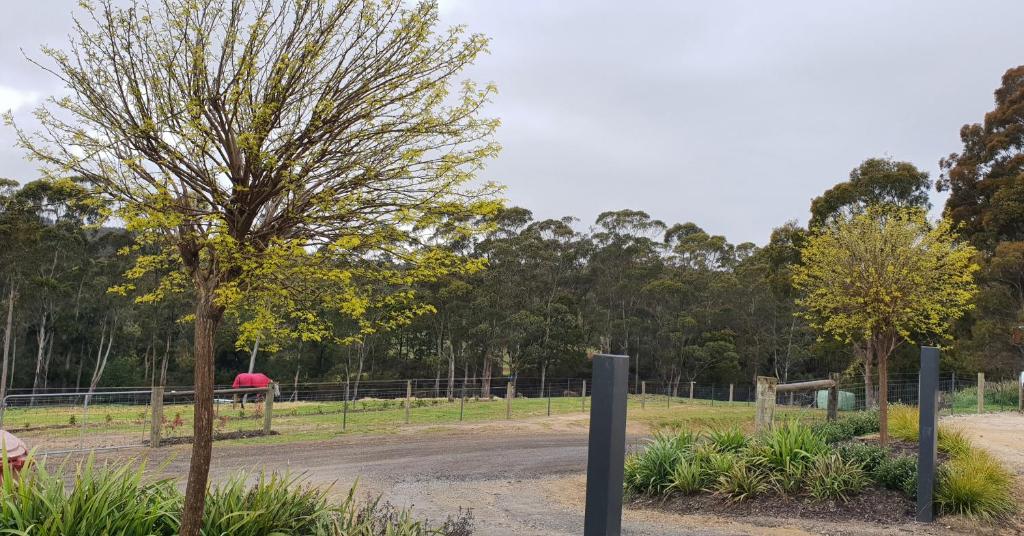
[[632, 486, 913, 523]]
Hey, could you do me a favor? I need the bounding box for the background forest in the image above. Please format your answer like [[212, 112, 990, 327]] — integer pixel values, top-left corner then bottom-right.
[[2, 66, 1024, 398]]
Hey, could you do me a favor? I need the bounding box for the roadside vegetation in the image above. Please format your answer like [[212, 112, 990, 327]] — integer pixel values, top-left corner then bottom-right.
[[0, 456, 473, 536], [624, 410, 1016, 522]]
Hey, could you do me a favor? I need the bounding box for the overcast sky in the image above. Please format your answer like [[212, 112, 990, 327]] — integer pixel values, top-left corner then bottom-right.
[[1, 1, 1022, 244]]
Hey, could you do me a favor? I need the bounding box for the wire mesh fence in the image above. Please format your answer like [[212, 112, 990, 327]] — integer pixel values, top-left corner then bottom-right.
[[1, 372, 1018, 455]]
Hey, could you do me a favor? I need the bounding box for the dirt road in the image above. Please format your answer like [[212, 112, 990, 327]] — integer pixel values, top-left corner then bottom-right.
[[62, 414, 968, 536]]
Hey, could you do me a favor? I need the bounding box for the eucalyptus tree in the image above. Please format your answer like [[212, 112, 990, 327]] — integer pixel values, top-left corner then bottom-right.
[[12, 0, 501, 531]]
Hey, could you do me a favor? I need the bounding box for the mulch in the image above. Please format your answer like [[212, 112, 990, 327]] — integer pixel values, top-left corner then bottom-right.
[[630, 487, 915, 524]]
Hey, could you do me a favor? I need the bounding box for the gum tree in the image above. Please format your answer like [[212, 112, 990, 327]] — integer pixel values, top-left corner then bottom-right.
[[793, 207, 977, 445], [9, 0, 500, 533]]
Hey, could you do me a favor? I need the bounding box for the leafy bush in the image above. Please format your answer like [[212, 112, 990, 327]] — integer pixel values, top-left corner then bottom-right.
[[936, 450, 1015, 520], [836, 443, 887, 473], [702, 450, 738, 483], [712, 463, 770, 502], [203, 472, 330, 536], [872, 455, 917, 497], [707, 428, 748, 453], [811, 419, 854, 444], [812, 411, 879, 443], [806, 453, 868, 502]]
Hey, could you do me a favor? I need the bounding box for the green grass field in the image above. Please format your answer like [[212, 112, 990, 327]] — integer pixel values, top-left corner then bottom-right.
[[0, 393, 832, 451]]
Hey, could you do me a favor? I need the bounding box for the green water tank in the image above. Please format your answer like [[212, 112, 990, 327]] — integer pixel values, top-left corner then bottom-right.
[[816, 389, 855, 411]]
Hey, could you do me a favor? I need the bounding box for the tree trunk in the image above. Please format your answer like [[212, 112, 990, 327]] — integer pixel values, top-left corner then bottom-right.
[[481, 354, 492, 399], [446, 341, 455, 402], [876, 337, 888, 447], [86, 324, 114, 405], [159, 333, 171, 388], [30, 313, 47, 405], [180, 285, 225, 536], [247, 337, 260, 374], [1, 284, 15, 403], [859, 342, 875, 409], [540, 362, 547, 399]]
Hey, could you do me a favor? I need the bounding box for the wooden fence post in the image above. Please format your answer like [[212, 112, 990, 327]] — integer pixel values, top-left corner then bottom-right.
[[827, 373, 839, 422], [640, 381, 646, 409], [1018, 371, 1023, 413], [689, 381, 694, 400], [405, 380, 412, 424], [728, 383, 734, 403], [149, 386, 164, 448], [263, 383, 274, 434], [755, 376, 777, 433], [977, 372, 985, 413]]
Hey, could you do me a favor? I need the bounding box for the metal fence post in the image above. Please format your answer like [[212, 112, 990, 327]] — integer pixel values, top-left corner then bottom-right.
[[506, 382, 513, 420], [583, 354, 629, 536], [918, 347, 940, 522], [263, 383, 274, 434], [149, 386, 164, 448], [640, 381, 646, 410], [977, 372, 985, 413], [755, 376, 777, 433], [405, 380, 412, 424], [581, 380, 587, 412]]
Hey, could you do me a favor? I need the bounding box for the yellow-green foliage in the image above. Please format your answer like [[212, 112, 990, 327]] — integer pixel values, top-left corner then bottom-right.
[[793, 207, 978, 346], [884, 405, 974, 457], [937, 450, 1016, 520]]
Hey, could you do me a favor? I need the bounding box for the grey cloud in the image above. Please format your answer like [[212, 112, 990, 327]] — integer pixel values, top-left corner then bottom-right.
[[4, 0, 1024, 243]]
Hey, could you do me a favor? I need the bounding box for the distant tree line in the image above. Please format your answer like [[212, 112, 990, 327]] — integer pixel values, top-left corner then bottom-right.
[[3, 68, 1024, 401]]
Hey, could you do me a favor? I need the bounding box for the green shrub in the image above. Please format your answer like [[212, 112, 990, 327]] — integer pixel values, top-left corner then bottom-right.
[[756, 421, 827, 471], [845, 410, 880, 436], [712, 463, 770, 502], [668, 458, 706, 494], [937, 427, 972, 458], [836, 443, 887, 473], [702, 450, 738, 482], [0, 456, 462, 536], [936, 450, 1015, 520], [806, 453, 868, 502], [203, 472, 331, 536], [707, 428, 748, 453], [887, 404, 919, 442], [872, 455, 917, 497], [623, 432, 694, 495], [811, 419, 854, 444], [811, 411, 879, 444]]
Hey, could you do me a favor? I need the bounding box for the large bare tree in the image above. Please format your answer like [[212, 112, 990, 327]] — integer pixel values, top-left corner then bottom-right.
[[10, 0, 500, 533]]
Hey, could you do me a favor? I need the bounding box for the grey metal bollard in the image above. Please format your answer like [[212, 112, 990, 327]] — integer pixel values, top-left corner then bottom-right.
[[917, 347, 940, 522], [583, 354, 629, 536]]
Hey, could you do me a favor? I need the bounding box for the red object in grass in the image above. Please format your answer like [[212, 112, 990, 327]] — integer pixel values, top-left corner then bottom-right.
[[232, 372, 273, 390], [1, 430, 27, 472]]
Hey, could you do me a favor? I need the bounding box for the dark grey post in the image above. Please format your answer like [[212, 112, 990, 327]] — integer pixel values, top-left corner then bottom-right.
[[917, 346, 940, 522], [584, 354, 629, 536]]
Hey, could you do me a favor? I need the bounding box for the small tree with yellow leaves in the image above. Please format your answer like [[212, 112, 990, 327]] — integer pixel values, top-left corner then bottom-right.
[[793, 207, 977, 446], [9, 1, 500, 533]]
